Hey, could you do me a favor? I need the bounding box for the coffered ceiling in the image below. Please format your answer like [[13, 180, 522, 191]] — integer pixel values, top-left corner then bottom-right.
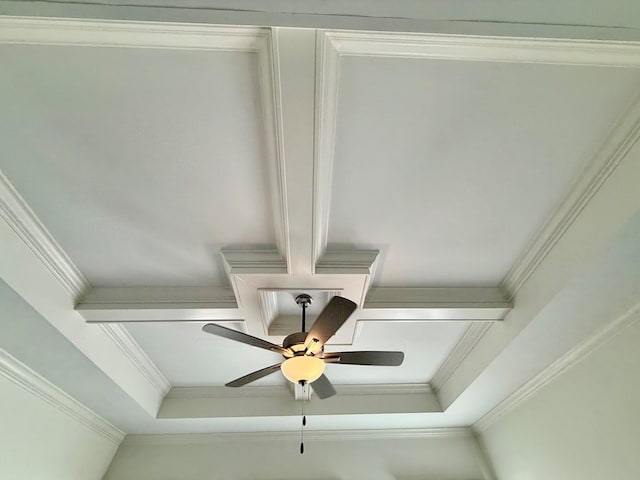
[[1, 6, 640, 437]]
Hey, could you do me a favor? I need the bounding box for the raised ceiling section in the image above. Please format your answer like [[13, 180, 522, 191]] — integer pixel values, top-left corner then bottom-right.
[[1, 13, 639, 436]]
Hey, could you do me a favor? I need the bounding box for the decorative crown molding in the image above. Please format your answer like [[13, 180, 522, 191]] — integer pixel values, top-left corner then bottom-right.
[[0, 171, 170, 410], [323, 30, 640, 67], [0, 171, 88, 299], [0, 348, 125, 445], [315, 250, 380, 275], [99, 324, 171, 396], [221, 249, 287, 274], [123, 427, 472, 445], [474, 302, 640, 432], [167, 382, 432, 400], [312, 32, 342, 269], [257, 26, 290, 266], [501, 94, 640, 297], [0, 15, 270, 50], [431, 322, 493, 392]]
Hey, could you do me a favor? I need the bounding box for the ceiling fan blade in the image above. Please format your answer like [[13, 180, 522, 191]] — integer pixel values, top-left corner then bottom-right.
[[311, 374, 336, 399], [304, 296, 357, 347], [202, 323, 290, 356], [226, 363, 282, 387], [324, 351, 404, 366]]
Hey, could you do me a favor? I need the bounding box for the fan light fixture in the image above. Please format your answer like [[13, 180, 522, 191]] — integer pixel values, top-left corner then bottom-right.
[[281, 356, 325, 384]]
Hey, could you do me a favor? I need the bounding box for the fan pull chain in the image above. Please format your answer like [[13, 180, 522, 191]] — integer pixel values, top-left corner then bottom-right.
[[300, 381, 306, 454]]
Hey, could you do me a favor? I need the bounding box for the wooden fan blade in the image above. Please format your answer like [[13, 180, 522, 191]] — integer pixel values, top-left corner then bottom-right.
[[323, 351, 404, 366], [225, 363, 283, 387], [304, 296, 357, 347], [311, 373, 336, 399], [202, 323, 289, 356]]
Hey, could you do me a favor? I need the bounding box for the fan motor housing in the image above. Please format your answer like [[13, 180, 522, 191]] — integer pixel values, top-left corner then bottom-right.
[[283, 331, 322, 355]]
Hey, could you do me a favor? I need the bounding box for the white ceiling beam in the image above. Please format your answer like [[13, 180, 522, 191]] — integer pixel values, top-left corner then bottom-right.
[[76, 286, 242, 323], [360, 287, 511, 321], [159, 384, 440, 418], [271, 27, 318, 275]]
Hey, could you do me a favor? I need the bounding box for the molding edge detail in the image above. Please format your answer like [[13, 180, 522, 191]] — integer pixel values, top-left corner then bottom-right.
[[0, 348, 125, 445], [474, 302, 640, 432]]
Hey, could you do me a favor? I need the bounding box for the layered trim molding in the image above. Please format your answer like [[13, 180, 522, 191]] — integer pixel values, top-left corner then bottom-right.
[[431, 322, 493, 392], [167, 382, 433, 399], [0, 15, 270, 50], [312, 31, 342, 268], [322, 30, 640, 66], [0, 348, 125, 445], [474, 302, 640, 432], [0, 170, 171, 402], [501, 94, 640, 297], [99, 325, 171, 396], [124, 427, 471, 445], [0, 171, 88, 298], [160, 383, 438, 418]]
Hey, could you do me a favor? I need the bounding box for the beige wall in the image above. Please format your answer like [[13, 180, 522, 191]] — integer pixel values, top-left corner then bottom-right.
[[479, 316, 640, 480], [0, 370, 119, 480]]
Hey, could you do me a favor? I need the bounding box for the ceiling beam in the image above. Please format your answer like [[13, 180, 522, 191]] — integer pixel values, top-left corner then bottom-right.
[[76, 286, 242, 323], [361, 287, 512, 321], [159, 384, 440, 419], [271, 27, 317, 275]]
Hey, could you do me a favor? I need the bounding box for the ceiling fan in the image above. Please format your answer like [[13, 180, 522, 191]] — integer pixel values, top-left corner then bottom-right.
[[202, 294, 404, 399]]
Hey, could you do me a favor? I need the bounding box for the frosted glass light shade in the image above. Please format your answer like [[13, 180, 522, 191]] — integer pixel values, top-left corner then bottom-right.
[[280, 356, 325, 383]]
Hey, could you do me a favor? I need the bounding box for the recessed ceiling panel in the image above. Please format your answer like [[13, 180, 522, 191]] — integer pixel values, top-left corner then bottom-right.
[[329, 56, 640, 286], [126, 320, 467, 386], [0, 45, 275, 286], [126, 322, 287, 387]]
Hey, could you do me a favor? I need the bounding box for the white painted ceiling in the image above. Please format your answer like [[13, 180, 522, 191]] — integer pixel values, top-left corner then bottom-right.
[[0, 45, 275, 287], [1, 5, 639, 437], [330, 56, 640, 286], [125, 320, 468, 386]]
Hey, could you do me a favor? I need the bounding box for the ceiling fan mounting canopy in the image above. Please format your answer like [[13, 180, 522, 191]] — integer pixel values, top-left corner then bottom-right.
[[202, 294, 404, 399]]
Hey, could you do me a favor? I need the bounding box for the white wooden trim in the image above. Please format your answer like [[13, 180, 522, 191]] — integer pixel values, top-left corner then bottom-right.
[[365, 287, 511, 309], [0, 15, 270, 51], [0, 171, 88, 299], [361, 288, 510, 321], [257, 289, 279, 335], [160, 382, 440, 418], [76, 286, 241, 322], [431, 322, 493, 392], [312, 32, 341, 268], [501, 94, 640, 297], [0, 348, 125, 445], [167, 383, 432, 399], [324, 30, 640, 67], [221, 249, 287, 274], [315, 250, 379, 275], [474, 302, 640, 432], [123, 427, 472, 445], [257, 28, 290, 263], [0, 171, 166, 414], [98, 325, 171, 396]]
